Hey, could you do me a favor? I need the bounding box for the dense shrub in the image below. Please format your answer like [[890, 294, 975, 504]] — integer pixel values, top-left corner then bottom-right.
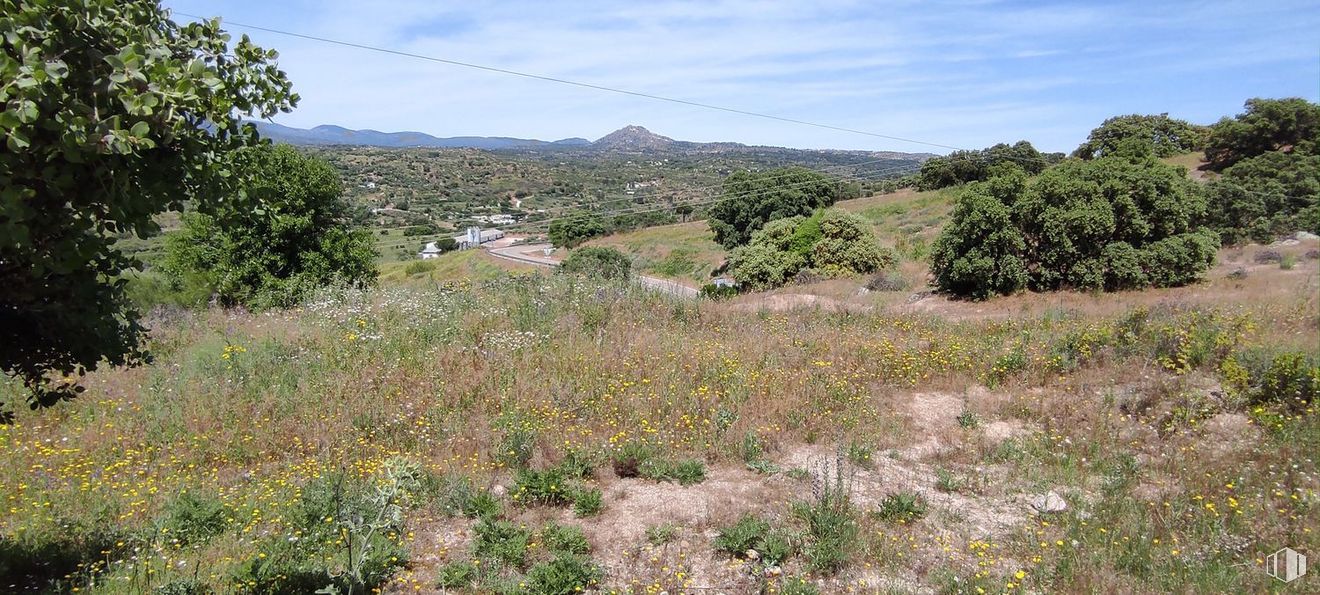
[[865, 270, 912, 292], [931, 150, 1218, 299], [473, 519, 532, 568], [928, 175, 1029, 299], [916, 141, 1059, 190], [1204, 97, 1320, 169], [1073, 114, 1206, 159], [524, 554, 602, 595], [559, 247, 632, 280], [548, 214, 607, 248], [1202, 151, 1319, 244], [0, 0, 296, 412], [728, 210, 895, 290], [708, 167, 856, 248], [713, 514, 772, 557], [163, 145, 378, 309], [700, 283, 739, 300]]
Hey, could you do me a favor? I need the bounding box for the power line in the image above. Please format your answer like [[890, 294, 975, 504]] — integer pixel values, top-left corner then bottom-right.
[[525, 156, 918, 219], [174, 12, 1314, 224], [502, 162, 924, 234], [171, 11, 964, 153]]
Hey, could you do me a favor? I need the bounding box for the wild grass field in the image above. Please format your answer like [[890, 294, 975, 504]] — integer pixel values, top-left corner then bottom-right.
[[1, 240, 1316, 593], [583, 187, 959, 288]]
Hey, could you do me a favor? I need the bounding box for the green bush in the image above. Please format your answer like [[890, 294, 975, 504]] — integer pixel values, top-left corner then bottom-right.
[[793, 495, 858, 574], [435, 560, 478, 588], [559, 247, 632, 281], [513, 468, 572, 506], [931, 151, 1218, 299], [646, 523, 678, 546], [1204, 97, 1320, 169], [555, 448, 599, 480], [524, 554, 602, 595], [1074, 114, 1206, 159], [462, 490, 503, 520], [611, 442, 657, 478], [0, 0, 296, 413], [548, 214, 607, 248], [1249, 351, 1320, 413], [700, 283, 739, 300], [758, 528, 796, 565], [1202, 151, 1319, 244], [571, 488, 603, 517], [728, 209, 893, 291], [541, 522, 591, 556], [917, 141, 1058, 190], [708, 168, 853, 248], [714, 514, 771, 557], [875, 492, 928, 523], [473, 519, 532, 568], [163, 145, 378, 310], [159, 491, 229, 546], [639, 457, 707, 486]]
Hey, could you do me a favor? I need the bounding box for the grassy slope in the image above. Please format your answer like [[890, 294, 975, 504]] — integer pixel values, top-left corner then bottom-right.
[[579, 187, 960, 286], [378, 248, 535, 285], [1, 269, 1315, 593], [582, 220, 726, 286]]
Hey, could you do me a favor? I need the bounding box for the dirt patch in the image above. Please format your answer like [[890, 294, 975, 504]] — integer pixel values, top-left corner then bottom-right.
[[728, 293, 854, 312], [583, 466, 797, 590], [780, 444, 1026, 538], [1197, 413, 1260, 459]]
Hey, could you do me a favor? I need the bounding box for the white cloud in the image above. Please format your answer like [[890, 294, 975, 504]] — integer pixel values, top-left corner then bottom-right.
[[166, 0, 1320, 152]]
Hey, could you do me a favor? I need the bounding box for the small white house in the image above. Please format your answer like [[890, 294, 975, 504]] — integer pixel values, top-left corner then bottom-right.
[[418, 242, 443, 260]]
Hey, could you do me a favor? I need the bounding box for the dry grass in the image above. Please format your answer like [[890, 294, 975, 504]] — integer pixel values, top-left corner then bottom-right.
[[0, 256, 1316, 593], [583, 220, 726, 285]]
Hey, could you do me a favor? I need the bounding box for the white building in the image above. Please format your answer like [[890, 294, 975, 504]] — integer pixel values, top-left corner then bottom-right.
[[454, 226, 505, 250], [418, 242, 443, 260]]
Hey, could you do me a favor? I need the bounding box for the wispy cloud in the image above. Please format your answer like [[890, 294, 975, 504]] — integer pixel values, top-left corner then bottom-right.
[[166, 0, 1320, 152]]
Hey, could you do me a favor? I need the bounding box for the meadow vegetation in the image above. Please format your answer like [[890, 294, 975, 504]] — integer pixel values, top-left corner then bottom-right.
[[0, 264, 1314, 592]]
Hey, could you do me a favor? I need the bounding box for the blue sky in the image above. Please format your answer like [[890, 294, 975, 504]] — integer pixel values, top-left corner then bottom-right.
[[165, 0, 1320, 153]]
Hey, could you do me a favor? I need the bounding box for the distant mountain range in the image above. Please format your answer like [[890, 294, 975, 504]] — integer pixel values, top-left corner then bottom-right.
[[248, 122, 591, 150], [247, 121, 931, 161]]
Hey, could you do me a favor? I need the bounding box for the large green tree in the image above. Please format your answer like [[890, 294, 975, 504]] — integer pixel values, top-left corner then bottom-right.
[[931, 147, 1218, 299], [1202, 151, 1320, 243], [707, 167, 855, 249], [728, 209, 894, 290], [1204, 98, 1320, 169], [916, 141, 1058, 191], [1072, 114, 1206, 160], [0, 1, 297, 414], [163, 145, 377, 309], [548, 213, 607, 248]]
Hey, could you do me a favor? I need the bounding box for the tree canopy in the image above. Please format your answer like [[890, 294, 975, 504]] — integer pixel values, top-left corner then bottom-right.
[[1204, 98, 1320, 169], [707, 167, 856, 249], [931, 149, 1218, 299], [559, 246, 632, 280], [916, 141, 1059, 191], [163, 145, 378, 309], [548, 213, 608, 248], [0, 0, 297, 414], [1073, 114, 1206, 159], [728, 209, 895, 290]]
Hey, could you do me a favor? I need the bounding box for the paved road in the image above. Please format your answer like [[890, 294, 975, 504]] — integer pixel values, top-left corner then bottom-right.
[[488, 244, 700, 299]]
